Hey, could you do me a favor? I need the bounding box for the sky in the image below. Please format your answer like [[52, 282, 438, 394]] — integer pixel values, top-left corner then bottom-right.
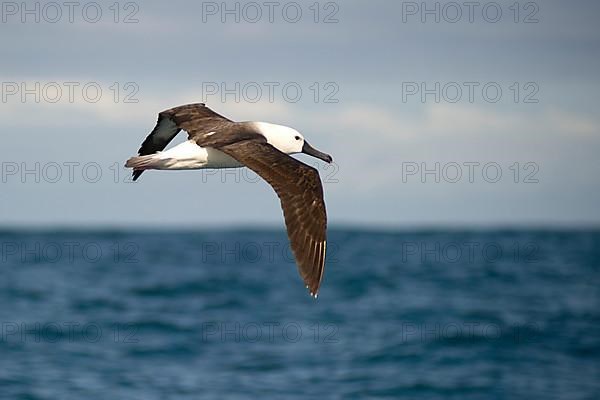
[[1, 0, 599, 228]]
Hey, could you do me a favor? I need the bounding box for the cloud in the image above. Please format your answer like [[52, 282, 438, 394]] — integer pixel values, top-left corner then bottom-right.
[[317, 102, 599, 143]]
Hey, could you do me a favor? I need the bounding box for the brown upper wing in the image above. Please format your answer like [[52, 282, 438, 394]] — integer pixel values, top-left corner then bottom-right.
[[218, 139, 328, 297], [159, 103, 233, 139]]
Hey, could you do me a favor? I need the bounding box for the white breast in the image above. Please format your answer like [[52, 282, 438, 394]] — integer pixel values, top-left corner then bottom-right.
[[157, 140, 242, 170], [205, 148, 244, 168]]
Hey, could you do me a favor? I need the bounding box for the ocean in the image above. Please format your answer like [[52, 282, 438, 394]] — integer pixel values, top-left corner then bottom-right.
[[0, 229, 598, 399]]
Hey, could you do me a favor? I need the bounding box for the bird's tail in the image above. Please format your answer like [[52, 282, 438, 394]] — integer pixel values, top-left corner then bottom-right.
[[125, 154, 161, 181]]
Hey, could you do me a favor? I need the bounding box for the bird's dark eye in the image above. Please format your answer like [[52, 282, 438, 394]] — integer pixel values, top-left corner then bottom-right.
[[295, 136, 301, 140]]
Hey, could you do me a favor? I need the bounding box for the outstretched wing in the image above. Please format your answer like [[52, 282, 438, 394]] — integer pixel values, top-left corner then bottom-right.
[[132, 103, 233, 181], [218, 139, 328, 297]]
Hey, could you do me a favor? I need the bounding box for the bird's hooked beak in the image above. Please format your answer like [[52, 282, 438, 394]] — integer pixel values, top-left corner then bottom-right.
[[302, 141, 333, 163]]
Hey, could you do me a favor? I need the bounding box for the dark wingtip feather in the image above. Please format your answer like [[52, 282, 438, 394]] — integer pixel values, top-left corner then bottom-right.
[[132, 170, 143, 181]]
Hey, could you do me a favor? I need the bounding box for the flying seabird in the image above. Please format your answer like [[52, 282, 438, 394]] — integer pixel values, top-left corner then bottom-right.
[[125, 103, 333, 297]]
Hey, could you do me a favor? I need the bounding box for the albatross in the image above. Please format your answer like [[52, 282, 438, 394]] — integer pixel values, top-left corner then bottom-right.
[[125, 103, 333, 298]]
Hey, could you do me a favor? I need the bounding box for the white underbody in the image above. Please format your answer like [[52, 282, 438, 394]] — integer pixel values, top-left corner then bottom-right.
[[151, 140, 243, 170]]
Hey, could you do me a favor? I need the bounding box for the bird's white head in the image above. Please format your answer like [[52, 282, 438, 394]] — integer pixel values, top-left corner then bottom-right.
[[252, 122, 333, 163]]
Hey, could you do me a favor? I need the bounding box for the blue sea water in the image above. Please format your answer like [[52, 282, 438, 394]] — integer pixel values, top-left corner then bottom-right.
[[0, 229, 598, 399]]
